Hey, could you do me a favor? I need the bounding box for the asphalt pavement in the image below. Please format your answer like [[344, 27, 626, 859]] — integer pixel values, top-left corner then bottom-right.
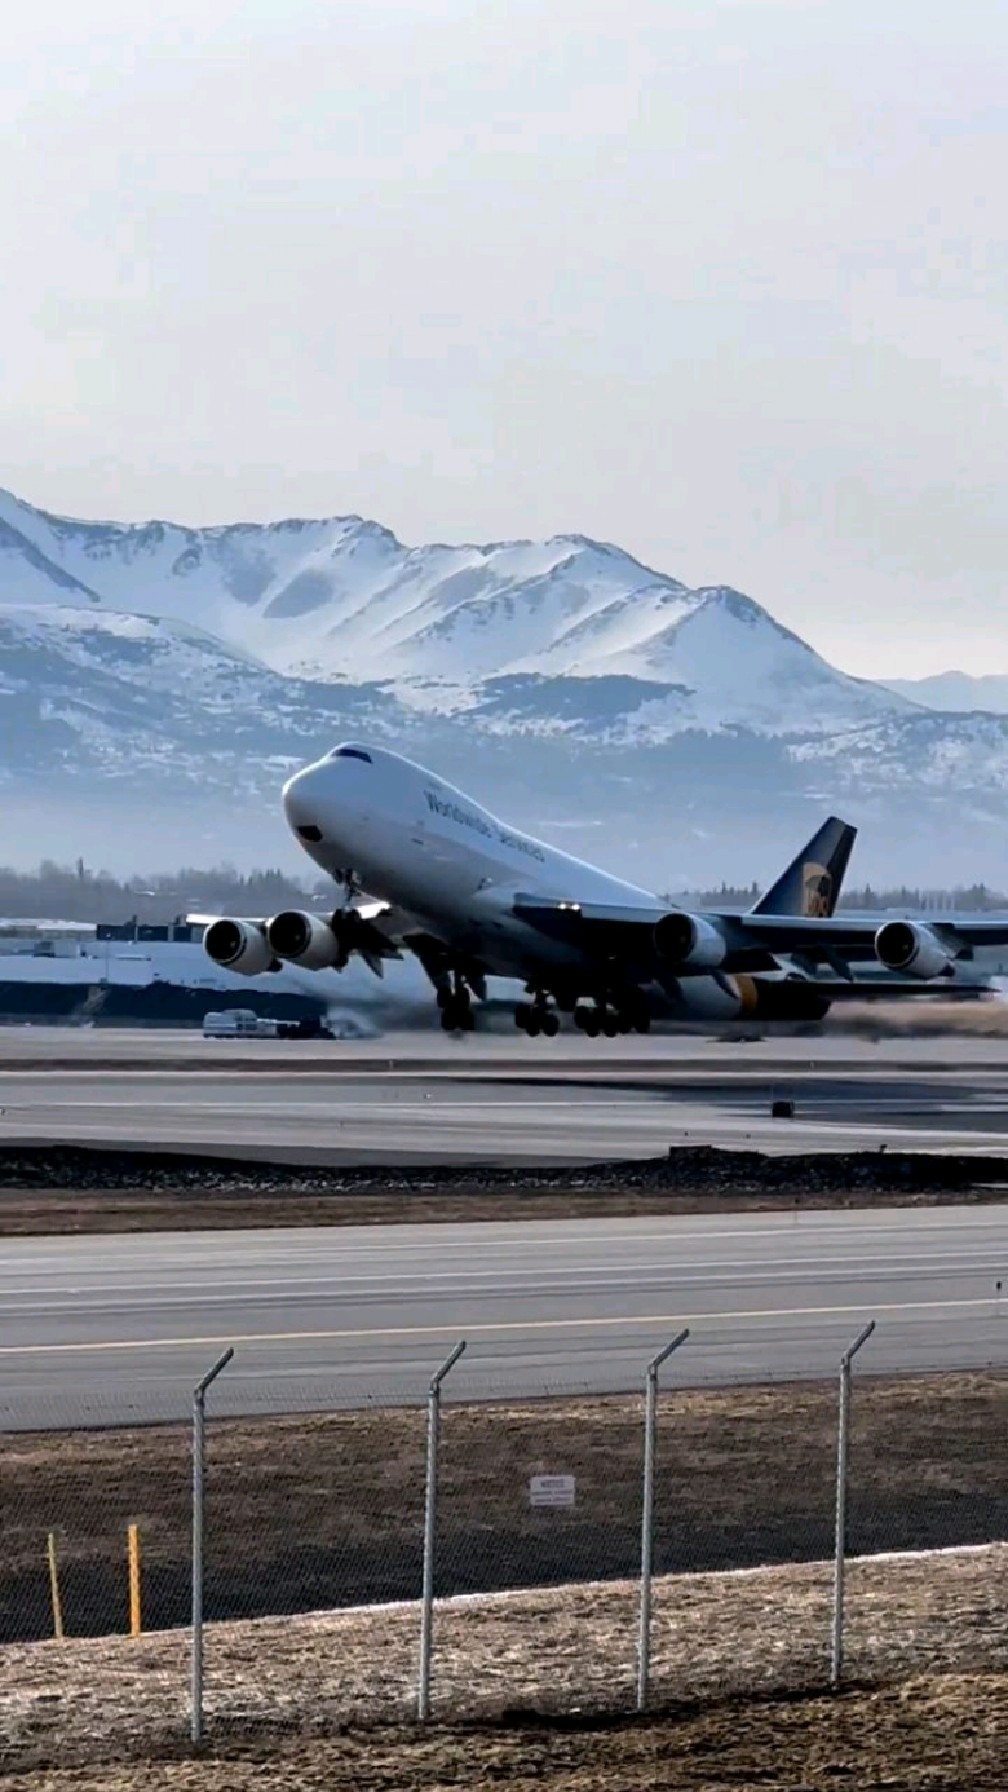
[[7, 1049, 1008, 1160], [0, 1208, 1004, 1427]]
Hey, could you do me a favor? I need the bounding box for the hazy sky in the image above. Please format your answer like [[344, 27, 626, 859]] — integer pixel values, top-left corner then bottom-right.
[[3, 0, 1007, 678]]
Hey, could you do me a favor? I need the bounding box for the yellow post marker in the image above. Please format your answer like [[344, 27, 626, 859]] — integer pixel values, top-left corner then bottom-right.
[[127, 1523, 142, 1637], [47, 1532, 64, 1641]]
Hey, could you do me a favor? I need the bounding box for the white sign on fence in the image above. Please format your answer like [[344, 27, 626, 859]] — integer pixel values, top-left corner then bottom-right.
[[529, 1474, 576, 1510]]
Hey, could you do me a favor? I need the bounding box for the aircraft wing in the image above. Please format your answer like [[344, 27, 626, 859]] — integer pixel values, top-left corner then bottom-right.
[[512, 897, 665, 938], [512, 897, 1008, 972], [187, 900, 397, 930], [187, 901, 418, 979], [734, 913, 1008, 958], [187, 902, 495, 994]]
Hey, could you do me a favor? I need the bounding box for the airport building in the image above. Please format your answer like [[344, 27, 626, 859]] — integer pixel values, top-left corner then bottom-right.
[[0, 916, 330, 1028]]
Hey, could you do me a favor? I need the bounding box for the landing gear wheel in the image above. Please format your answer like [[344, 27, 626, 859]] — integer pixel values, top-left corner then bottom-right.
[[440, 996, 473, 1032], [439, 967, 478, 1032], [516, 995, 557, 1037]]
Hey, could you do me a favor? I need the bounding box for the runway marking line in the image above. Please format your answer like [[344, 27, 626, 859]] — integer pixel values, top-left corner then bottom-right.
[[1, 1209, 1004, 1264], [0, 1244, 998, 1301], [0, 1294, 996, 1358]]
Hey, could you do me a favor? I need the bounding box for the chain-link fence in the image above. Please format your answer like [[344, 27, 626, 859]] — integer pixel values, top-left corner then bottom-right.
[[0, 1346, 1004, 1769]]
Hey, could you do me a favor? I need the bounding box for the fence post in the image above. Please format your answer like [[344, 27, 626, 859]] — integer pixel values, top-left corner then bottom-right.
[[637, 1328, 689, 1713], [128, 1523, 142, 1637], [417, 1338, 466, 1721], [47, 1533, 64, 1641], [191, 1346, 234, 1747], [831, 1320, 875, 1690]]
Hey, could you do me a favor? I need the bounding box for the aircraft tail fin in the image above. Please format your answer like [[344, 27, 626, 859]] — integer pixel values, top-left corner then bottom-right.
[[751, 816, 857, 918]]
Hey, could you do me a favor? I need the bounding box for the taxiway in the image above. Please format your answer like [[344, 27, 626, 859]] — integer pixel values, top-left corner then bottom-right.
[[0, 1207, 1004, 1427]]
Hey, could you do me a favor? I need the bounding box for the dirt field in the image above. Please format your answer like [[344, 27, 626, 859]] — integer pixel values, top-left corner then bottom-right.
[[0, 1181, 1004, 1235], [2, 1374, 1004, 1646], [5, 1678, 1001, 1792], [0, 1549, 1004, 1784]]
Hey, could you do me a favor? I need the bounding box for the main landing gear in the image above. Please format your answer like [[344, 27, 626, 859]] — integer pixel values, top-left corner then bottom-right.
[[514, 993, 559, 1037], [438, 973, 475, 1032], [573, 998, 650, 1038], [512, 989, 651, 1038]]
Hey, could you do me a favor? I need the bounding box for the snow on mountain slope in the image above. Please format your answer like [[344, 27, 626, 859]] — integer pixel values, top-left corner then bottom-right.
[[611, 589, 909, 734], [886, 671, 1008, 715], [5, 489, 1008, 883], [0, 602, 403, 792], [0, 489, 915, 736], [0, 489, 372, 654], [0, 490, 703, 690]]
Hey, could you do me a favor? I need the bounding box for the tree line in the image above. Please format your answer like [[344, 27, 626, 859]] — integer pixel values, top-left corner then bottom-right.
[[1, 861, 1005, 925], [0, 861, 335, 925], [672, 881, 1008, 912]]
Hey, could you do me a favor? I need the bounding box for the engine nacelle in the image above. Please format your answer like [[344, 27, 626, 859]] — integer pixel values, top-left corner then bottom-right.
[[653, 911, 727, 971], [203, 919, 273, 977], [267, 910, 349, 970], [874, 919, 953, 980]]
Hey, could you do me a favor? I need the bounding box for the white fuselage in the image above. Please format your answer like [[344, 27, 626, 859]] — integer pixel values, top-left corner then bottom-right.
[[196, 742, 997, 1026], [283, 743, 654, 981], [281, 742, 786, 1021]]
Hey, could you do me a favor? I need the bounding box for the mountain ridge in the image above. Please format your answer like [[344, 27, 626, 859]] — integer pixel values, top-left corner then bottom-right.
[[0, 488, 910, 730], [2, 487, 1007, 885], [886, 671, 1008, 715]]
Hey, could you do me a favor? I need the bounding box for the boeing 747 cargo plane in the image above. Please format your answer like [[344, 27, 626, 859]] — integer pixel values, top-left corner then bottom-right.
[[198, 742, 1004, 1034]]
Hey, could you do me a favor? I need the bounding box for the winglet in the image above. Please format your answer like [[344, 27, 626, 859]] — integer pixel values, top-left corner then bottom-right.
[[751, 817, 857, 918]]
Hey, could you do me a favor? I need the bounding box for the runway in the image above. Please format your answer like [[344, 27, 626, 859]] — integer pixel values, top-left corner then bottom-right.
[[6, 1029, 1008, 1160], [0, 1207, 1004, 1427]]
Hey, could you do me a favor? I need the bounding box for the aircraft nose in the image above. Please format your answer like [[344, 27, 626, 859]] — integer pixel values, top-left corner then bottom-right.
[[282, 765, 325, 843]]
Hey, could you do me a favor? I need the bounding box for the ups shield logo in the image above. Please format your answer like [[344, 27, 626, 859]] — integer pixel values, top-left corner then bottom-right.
[[802, 862, 833, 917]]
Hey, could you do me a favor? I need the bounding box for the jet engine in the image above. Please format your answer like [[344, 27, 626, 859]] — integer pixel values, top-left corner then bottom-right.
[[874, 919, 953, 979], [267, 910, 349, 970], [203, 919, 273, 976], [653, 912, 728, 970]]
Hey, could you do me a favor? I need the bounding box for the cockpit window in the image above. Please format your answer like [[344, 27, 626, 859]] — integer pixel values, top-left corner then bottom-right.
[[329, 745, 372, 764]]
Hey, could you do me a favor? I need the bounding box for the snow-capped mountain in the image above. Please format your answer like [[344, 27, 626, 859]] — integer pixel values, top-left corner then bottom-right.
[[0, 489, 909, 733], [886, 672, 1008, 716], [2, 487, 1008, 887]]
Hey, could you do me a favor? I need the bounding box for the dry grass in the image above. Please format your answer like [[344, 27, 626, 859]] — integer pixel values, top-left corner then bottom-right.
[[3, 1375, 1005, 1646], [2, 1182, 1001, 1235], [0, 1546, 1003, 1784], [3, 1677, 1004, 1791]]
